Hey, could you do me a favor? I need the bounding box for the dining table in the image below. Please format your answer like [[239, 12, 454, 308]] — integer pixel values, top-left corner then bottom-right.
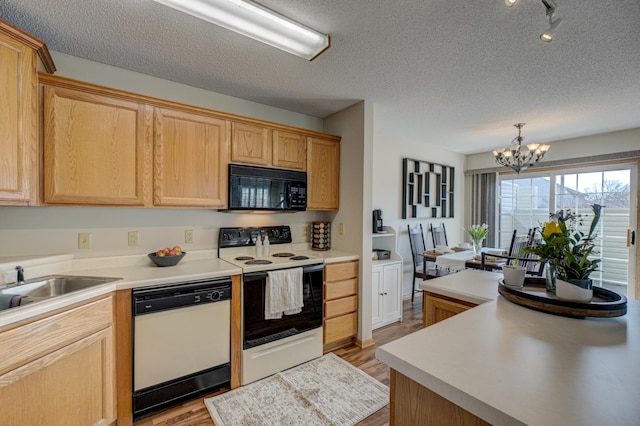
[[421, 248, 507, 273]]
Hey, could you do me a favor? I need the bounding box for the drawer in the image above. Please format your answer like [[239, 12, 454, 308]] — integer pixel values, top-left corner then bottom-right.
[[324, 312, 357, 344], [325, 295, 358, 319], [0, 296, 113, 376], [325, 278, 358, 300], [325, 261, 358, 282]]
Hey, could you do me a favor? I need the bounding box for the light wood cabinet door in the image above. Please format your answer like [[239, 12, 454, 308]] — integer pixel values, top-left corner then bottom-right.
[[423, 291, 476, 327], [42, 85, 152, 205], [154, 107, 228, 207], [0, 296, 115, 426], [307, 137, 340, 210], [0, 29, 37, 204], [272, 130, 306, 171], [230, 122, 270, 166]]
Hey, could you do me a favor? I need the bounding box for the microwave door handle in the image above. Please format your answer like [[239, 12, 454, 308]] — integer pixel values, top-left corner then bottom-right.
[[284, 182, 292, 208]]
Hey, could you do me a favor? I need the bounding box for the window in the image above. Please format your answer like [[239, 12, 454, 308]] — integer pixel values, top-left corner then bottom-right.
[[499, 165, 633, 295]]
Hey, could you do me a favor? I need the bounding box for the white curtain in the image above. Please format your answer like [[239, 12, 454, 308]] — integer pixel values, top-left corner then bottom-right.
[[470, 172, 498, 248]]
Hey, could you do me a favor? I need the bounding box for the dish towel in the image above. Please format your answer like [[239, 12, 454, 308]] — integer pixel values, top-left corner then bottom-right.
[[0, 294, 25, 311], [265, 268, 304, 320], [435, 251, 475, 272]]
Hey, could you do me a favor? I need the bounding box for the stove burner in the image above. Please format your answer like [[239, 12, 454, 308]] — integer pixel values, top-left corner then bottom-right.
[[290, 256, 309, 260], [272, 252, 295, 258], [245, 259, 273, 265], [235, 256, 254, 261]]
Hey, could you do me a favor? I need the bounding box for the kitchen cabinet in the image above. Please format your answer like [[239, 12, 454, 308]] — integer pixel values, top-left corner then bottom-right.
[[0, 296, 116, 425], [230, 121, 270, 166], [42, 81, 153, 206], [371, 226, 403, 329], [372, 261, 402, 329], [230, 124, 307, 171], [323, 260, 359, 351], [423, 291, 477, 327], [272, 130, 306, 170], [154, 107, 228, 207], [39, 74, 340, 209], [307, 137, 340, 210], [0, 19, 54, 205]]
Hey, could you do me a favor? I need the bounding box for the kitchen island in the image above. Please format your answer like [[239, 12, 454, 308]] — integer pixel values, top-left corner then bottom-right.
[[376, 269, 640, 425]]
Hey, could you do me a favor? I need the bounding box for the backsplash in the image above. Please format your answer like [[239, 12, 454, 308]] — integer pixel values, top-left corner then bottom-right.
[[0, 206, 333, 259]]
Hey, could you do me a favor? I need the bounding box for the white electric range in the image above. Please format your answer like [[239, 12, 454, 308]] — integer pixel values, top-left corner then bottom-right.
[[218, 226, 324, 385]]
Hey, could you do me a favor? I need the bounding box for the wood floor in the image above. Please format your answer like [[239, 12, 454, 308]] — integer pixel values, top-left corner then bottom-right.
[[135, 294, 424, 426]]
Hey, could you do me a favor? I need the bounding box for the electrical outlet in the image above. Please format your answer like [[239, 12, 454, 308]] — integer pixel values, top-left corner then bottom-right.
[[128, 231, 139, 247], [339, 223, 345, 235], [78, 233, 91, 249], [185, 229, 194, 244], [302, 224, 308, 237]]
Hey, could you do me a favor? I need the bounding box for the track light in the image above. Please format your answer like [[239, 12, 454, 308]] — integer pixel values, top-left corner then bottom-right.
[[540, 16, 563, 42], [505, 0, 563, 42]]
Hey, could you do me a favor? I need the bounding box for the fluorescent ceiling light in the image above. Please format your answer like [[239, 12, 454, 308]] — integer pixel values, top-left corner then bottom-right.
[[151, 0, 330, 60], [505, 0, 518, 7]]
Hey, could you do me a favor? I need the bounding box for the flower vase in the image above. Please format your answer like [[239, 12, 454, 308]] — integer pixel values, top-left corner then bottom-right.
[[472, 239, 483, 255], [545, 263, 557, 292]]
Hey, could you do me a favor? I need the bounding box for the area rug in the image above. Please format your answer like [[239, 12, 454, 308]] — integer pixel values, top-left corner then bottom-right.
[[204, 352, 389, 426]]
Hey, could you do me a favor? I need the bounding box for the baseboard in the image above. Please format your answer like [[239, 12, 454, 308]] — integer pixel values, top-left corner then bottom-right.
[[355, 337, 375, 349]]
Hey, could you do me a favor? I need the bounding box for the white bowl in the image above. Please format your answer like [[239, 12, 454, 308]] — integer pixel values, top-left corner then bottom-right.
[[458, 242, 472, 249]]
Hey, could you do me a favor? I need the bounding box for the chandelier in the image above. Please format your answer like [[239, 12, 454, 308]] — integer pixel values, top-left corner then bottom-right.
[[493, 123, 550, 174]]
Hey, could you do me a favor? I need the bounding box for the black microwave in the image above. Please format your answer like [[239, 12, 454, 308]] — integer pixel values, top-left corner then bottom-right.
[[228, 164, 307, 211]]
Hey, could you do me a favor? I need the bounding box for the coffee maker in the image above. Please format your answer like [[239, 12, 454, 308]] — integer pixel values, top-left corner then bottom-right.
[[372, 209, 384, 233]]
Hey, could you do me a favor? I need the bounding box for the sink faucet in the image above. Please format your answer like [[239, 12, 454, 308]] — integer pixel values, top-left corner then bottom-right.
[[16, 266, 24, 283]]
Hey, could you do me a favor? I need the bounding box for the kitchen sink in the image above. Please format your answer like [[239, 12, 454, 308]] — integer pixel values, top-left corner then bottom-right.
[[0, 275, 122, 304]]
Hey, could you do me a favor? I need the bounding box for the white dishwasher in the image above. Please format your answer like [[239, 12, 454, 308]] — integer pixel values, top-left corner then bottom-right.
[[132, 277, 231, 420]]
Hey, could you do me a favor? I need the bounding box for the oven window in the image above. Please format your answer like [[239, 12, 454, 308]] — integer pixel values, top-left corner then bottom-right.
[[243, 268, 324, 350]]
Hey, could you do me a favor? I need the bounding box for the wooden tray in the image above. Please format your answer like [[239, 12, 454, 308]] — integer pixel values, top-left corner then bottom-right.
[[498, 277, 627, 319]]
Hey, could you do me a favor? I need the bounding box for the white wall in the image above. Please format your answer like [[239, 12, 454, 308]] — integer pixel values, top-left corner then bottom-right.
[[0, 53, 335, 259], [324, 101, 374, 344], [372, 131, 466, 298]]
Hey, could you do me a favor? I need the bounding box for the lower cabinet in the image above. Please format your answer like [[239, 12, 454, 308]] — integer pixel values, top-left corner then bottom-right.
[[0, 296, 116, 425], [423, 291, 477, 327], [372, 261, 402, 330], [323, 260, 359, 351]]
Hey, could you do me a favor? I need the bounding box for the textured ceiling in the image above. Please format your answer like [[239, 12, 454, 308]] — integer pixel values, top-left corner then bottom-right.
[[2, 0, 639, 154]]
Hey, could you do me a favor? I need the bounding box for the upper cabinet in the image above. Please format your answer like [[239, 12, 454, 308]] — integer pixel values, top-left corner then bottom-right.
[[272, 130, 306, 171], [154, 107, 228, 208], [42, 82, 153, 206], [230, 123, 307, 171], [0, 19, 54, 205], [307, 137, 340, 210], [38, 73, 340, 210], [230, 122, 270, 166]]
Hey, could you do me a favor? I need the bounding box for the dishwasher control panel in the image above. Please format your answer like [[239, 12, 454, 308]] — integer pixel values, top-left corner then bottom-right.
[[133, 278, 232, 315]]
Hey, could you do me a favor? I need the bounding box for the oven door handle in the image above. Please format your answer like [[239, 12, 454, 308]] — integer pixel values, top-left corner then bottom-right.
[[243, 271, 269, 281]]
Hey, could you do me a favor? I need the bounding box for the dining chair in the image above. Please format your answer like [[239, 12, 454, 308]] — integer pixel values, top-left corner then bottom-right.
[[408, 225, 446, 303], [430, 223, 448, 248], [481, 229, 545, 276]]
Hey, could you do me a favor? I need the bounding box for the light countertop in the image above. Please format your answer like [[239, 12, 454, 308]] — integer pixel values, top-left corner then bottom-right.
[[378, 271, 640, 425], [419, 268, 501, 304], [0, 248, 358, 328]]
